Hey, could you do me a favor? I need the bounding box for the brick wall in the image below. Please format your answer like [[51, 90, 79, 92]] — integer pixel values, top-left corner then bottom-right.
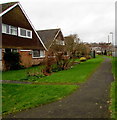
[[19, 51, 44, 67], [2, 50, 44, 70]]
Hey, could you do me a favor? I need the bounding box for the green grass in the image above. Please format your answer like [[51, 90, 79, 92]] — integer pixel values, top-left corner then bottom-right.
[[32, 56, 104, 83], [2, 56, 104, 83], [110, 57, 117, 118], [2, 56, 104, 115], [2, 83, 78, 115], [2, 65, 44, 80]]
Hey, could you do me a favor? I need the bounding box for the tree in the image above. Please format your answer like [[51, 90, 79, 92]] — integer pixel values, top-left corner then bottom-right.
[[42, 34, 91, 75], [64, 34, 80, 58]]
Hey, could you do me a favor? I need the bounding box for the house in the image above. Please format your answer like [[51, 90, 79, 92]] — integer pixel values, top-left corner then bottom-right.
[[90, 42, 112, 55], [37, 28, 65, 51], [0, 2, 47, 70]]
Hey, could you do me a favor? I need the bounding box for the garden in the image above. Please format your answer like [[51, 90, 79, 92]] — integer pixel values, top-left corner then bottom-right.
[[2, 56, 104, 115]]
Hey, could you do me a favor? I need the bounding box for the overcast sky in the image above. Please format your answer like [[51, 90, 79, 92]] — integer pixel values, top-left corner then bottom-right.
[[0, 0, 115, 44]]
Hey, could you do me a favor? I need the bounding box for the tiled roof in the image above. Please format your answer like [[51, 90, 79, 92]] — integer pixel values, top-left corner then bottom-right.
[[1, 2, 18, 13], [37, 29, 60, 48]]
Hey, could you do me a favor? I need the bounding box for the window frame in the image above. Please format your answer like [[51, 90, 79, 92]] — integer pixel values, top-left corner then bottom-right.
[[2, 24, 17, 36], [18, 27, 32, 39], [40, 50, 45, 57], [32, 50, 45, 58]]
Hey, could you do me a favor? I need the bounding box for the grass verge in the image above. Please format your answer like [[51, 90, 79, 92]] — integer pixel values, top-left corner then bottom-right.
[[2, 83, 78, 115], [32, 56, 104, 83], [2, 65, 44, 80], [110, 57, 117, 118], [3, 56, 104, 83]]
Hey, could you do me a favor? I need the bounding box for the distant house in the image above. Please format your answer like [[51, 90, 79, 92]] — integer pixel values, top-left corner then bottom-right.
[[37, 28, 65, 50], [90, 43, 112, 55], [0, 2, 47, 70]]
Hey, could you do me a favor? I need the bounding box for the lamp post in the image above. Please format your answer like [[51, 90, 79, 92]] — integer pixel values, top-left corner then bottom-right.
[[108, 35, 109, 43], [110, 32, 113, 44], [109, 32, 113, 56]]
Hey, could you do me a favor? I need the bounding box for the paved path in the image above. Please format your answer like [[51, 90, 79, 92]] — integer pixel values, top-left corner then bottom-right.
[[1, 80, 80, 85], [5, 58, 114, 118]]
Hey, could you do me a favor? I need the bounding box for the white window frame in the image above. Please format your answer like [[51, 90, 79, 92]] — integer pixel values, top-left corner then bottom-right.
[[56, 39, 65, 46], [61, 41, 65, 45], [18, 27, 32, 39], [20, 50, 31, 52], [32, 50, 45, 58], [40, 50, 45, 57], [2, 24, 17, 36], [10, 26, 17, 35], [11, 49, 18, 52]]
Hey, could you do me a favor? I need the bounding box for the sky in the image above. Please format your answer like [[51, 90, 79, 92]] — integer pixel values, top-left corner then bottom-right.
[[0, 0, 115, 44]]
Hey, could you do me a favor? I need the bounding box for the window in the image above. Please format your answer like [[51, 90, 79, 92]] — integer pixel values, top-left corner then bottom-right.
[[27, 31, 31, 37], [32, 50, 45, 58], [2, 24, 9, 33], [56, 39, 65, 45], [61, 41, 65, 45], [20, 29, 26, 36], [12, 49, 18, 53], [40, 50, 45, 57], [18, 27, 32, 39], [2, 24, 17, 36], [32, 50, 40, 58], [5, 48, 11, 53], [5, 48, 18, 53], [10, 26, 17, 35]]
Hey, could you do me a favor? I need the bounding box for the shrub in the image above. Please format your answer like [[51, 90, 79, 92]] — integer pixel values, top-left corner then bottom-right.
[[86, 55, 91, 59], [80, 57, 87, 62], [3, 52, 23, 70]]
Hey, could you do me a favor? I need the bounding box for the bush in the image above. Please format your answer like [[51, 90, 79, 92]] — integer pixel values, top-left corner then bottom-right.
[[80, 57, 87, 62], [3, 52, 23, 70], [86, 55, 91, 59]]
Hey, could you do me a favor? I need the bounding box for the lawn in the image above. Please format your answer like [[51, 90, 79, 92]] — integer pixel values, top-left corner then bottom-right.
[[2, 65, 44, 80], [2, 83, 78, 115], [29, 56, 104, 83], [2, 56, 104, 83], [110, 57, 117, 118], [2, 56, 104, 115]]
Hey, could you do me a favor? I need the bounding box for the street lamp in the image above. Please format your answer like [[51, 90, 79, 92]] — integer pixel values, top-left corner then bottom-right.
[[109, 32, 114, 56], [108, 35, 109, 43], [110, 32, 113, 44]]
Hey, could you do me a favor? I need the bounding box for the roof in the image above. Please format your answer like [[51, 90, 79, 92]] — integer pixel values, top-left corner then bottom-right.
[[1, 2, 47, 51], [1, 2, 18, 13], [37, 28, 60, 48]]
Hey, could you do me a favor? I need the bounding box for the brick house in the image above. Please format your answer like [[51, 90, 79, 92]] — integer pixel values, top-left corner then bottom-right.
[[0, 2, 47, 70]]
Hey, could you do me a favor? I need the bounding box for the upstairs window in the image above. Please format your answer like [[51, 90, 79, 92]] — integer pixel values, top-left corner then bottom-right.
[[2, 24, 17, 36], [2, 24, 9, 33], [18, 27, 32, 39], [10, 26, 17, 35], [56, 39, 65, 45]]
